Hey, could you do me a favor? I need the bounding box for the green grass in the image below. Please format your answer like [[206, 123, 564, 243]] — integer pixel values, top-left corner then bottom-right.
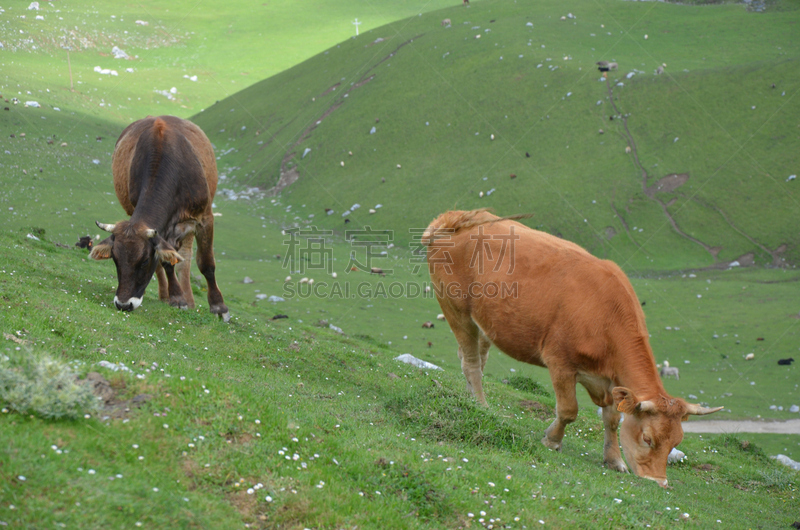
[[1, 0, 799, 526], [0, 231, 797, 528]]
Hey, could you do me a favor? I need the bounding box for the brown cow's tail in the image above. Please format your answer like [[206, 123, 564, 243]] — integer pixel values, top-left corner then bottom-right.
[[421, 209, 533, 246]]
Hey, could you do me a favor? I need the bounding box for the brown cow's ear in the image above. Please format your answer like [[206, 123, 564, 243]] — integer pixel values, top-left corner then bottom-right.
[[612, 387, 639, 415], [155, 239, 183, 266], [89, 238, 113, 260]]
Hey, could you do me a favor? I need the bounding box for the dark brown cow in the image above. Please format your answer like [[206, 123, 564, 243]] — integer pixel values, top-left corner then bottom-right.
[[90, 115, 229, 321], [423, 210, 721, 487]]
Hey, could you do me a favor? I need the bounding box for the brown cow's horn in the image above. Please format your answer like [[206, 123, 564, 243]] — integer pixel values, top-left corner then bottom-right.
[[144, 228, 157, 239], [637, 400, 657, 413], [96, 221, 116, 232], [686, 404, 724, 416]]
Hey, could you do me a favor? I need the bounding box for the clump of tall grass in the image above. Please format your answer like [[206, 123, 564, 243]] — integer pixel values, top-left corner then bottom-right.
[[0, 347, 100, 419]]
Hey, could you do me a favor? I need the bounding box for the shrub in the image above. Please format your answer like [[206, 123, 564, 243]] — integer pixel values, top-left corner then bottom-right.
[[508, 375, 551, 396], [0, 348, 100, 419]]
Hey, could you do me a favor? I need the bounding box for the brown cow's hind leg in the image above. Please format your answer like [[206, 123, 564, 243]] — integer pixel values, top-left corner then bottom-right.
[[450, 318, 487, 406], [478, 332, 491, 372], [542, 369, 578, 451], [601, 405, 629, 473]]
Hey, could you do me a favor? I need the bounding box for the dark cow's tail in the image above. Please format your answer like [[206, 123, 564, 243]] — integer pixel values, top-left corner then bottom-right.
[[421, 209, 533, 246]]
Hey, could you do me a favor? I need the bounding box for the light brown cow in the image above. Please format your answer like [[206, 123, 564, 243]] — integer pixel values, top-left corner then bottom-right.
[[423, 209, 721, 487]]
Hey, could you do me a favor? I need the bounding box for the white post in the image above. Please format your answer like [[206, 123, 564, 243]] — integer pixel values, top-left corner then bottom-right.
[[353, 18, 361, 36]]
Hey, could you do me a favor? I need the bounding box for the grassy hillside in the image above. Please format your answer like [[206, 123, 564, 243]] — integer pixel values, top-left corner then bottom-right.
[[193, 0, 800, 271], [1, 1, 799, 526], [1, 231, 797, 528]]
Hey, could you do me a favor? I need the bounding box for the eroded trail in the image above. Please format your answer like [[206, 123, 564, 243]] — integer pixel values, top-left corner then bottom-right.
[[603, 78, 788, 267], [605, 78, 718, 259]]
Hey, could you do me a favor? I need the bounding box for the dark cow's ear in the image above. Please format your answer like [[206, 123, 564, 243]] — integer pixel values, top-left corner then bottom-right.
[[90, 237, 113, 260], [155, 239, 183, 266], [612, 387, 639, 415]]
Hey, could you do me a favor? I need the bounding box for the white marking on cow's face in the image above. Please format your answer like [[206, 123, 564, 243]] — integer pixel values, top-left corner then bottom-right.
[[114, 295, 142, 311]]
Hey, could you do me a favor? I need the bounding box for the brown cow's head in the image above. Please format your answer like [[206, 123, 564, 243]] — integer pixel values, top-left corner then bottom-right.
[[613, 387, 722, 487], [90, 220, 183, 311]]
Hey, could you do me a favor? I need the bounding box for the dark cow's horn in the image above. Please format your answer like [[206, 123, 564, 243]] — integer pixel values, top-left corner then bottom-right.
[[144, 228, 157, 239], [96, 221, 116, 232], [685, 404, 724, 415], [637, 400, 658, 413]]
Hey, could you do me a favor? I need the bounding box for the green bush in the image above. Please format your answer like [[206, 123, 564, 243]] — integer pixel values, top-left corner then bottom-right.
[[508, 375, 551, 397], [0, 348, 100, 419]]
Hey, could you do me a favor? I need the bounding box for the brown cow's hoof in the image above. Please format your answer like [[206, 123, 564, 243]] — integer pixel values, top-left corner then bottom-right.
[[604, 459, 629, 473], [541, 437, 562, 451]]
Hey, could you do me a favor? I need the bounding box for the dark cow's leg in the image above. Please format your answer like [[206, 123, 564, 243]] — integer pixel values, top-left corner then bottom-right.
[[601, 405, 629, 473], [177, 233, 196, 309], [195, 215, 229, 321], [155, 263, 169, 302], [542, 368, 578, 451], [162, 263, 189, 309]]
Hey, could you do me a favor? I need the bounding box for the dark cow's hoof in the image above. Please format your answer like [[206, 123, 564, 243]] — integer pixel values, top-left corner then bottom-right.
[[211, 303, 230, 322]]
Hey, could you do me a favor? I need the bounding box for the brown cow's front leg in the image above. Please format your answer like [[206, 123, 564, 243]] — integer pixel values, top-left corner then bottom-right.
[[162, 263, 189, 309], [601, 405, 629, 473], [195, 215, 229, 321], [542, 370, 578, 451], [155, 262, 169, 302], [176, 233, 196, 309]]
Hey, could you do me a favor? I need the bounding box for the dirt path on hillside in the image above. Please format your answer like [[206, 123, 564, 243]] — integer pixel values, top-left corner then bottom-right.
[[682, 419, 800, 434]]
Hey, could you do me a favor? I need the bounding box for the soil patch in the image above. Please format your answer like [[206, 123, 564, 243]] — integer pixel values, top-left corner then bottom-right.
[[78, 371, 152, 419], [647, 173, 689, 195], [519, 400, 551, 419]]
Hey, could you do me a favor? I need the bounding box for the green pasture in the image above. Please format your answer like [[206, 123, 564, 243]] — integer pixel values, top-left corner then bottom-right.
[[0, 0, 799, 526]]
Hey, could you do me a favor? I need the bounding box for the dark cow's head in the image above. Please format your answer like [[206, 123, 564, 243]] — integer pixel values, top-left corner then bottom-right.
[[90, 220, 183, 311], [613, 387, 722, 487]]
